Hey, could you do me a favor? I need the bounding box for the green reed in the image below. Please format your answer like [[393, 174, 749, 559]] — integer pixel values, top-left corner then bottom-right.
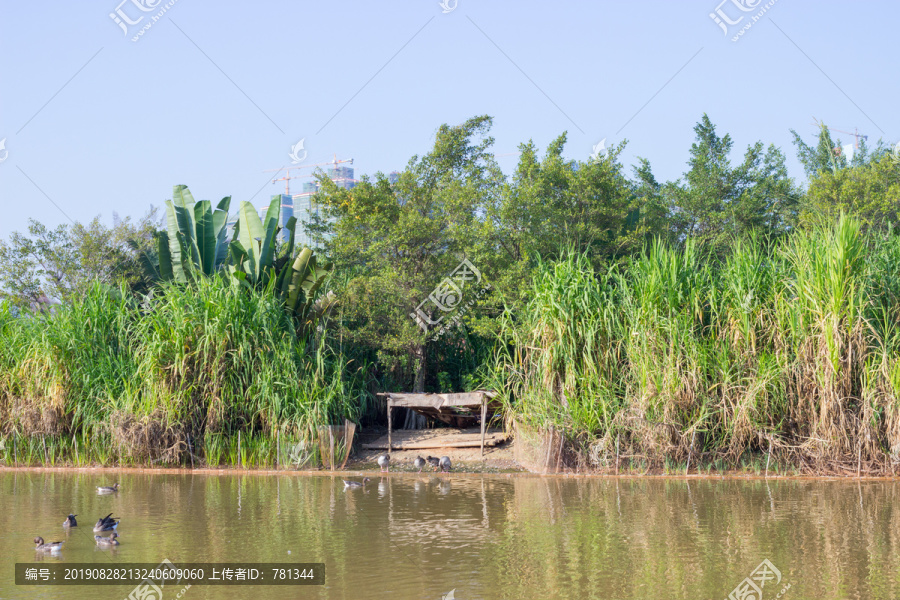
[[490, 215, 900, 473], [0, 276, 361, 468]]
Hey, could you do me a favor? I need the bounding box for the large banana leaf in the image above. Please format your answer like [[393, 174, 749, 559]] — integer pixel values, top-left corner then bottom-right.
[[145, 184, 335, 334], [156, 232, 173, 281], [164, 199, 187, 283], [213, 196, 232, 266], [235, 198, 280, 285], [194, 200, 215, 275], [158, 185, 233, 282], [259, 197, 281, 283]]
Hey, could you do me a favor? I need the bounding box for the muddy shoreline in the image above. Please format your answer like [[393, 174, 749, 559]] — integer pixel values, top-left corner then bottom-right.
[[2, 464, 897, 481]]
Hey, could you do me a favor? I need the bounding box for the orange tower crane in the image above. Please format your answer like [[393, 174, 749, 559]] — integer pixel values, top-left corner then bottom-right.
[[264, 155, 354, 195]]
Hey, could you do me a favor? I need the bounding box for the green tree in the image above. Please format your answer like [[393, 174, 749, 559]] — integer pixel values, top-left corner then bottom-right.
[[311, 116, 502, 392], [801, 155, 900, 230], [485, 134, 639, 314], [791, 123, 846, 177], [0, 210, 159, 308], [666, 114, 800, 249]]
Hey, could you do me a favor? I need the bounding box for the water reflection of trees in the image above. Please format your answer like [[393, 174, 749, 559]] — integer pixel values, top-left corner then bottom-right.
[[487, 478, 900, 599], [1, 474, 898, 599]]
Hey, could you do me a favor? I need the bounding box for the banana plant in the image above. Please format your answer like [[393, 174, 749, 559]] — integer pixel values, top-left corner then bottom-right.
[[155, 185, 232, 283], [227, 198, 280, 287], [140, 186, 335, 331], [278, 247, 335, 325], [227, 199, 334, 325]]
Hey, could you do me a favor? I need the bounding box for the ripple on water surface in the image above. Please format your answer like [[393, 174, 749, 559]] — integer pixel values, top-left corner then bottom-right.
[[0, 471, 898, 599]]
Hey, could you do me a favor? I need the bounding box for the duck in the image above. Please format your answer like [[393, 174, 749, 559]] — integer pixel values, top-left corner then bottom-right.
[[413, 456, 426, 473], [343, 477, 370, 489], [95, 532, 120, 546], [93, 513, 120, 532], [97, 483, 120, 494], [62, 514, 77, 528], [34, 537, 64, 552], [439, 456, 452, 473], [426, 456, 441, 471], [377, 454, 390, 472]]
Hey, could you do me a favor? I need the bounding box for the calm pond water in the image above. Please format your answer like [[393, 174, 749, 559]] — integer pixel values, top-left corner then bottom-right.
[[0, 470, 898, 599]]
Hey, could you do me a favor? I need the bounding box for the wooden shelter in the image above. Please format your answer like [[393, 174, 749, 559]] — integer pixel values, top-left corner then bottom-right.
[[375, 391, 499, 456]]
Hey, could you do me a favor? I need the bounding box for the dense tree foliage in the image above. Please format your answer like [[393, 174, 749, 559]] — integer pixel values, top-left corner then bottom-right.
[[3, 114, 897, 400], [308, 114, 828, 392], [653, 114, 801, 250], [310, 116, 502, 392], [0, 210, 159, 308], [791, 124, 900, 229]]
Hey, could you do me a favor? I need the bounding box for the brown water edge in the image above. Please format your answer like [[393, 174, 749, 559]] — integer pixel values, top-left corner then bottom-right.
[[2, 465, 898, 483], [5, 432, 900, 477]]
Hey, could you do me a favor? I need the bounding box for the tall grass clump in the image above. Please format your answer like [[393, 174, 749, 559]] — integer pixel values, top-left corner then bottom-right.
[[856, 226, 900, 468], [118, 276, 358, 464], [0, 276, 361, 467], [492, 214, 900, 474], [487, 252, 625, 465], [708, 234, 786, 460], [615, 238, 712, 462], [0, 284, 137, 454], [776, 216, 868, 464]]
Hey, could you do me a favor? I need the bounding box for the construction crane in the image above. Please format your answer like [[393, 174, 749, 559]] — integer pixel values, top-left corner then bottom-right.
[[264, 155, 354, 195], [811, 118, 869, 151]]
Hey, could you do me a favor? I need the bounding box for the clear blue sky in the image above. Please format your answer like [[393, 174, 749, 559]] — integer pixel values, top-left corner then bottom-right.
[[1, 1, 897, 239]]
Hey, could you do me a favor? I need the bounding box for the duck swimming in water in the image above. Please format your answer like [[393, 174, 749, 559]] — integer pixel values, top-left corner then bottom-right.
[[376, 454, 390, 472], [93, 513, 120, 532], [343, 477, 370, 489], [97, 483, 120, 494], [95, 532, 119, 546], [62, 514, 77, 528], [34, 537, 64, 552], [413, 456, 426, 473]]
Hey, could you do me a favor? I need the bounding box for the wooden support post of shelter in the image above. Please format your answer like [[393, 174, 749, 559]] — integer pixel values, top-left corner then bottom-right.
[[376, 391, 499, 456], [480, 397, 488, 456]]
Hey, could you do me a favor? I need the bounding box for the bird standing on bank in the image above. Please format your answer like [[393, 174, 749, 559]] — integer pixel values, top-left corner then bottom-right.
[[426, 456, 440, 471], [439, 456, 452, 473], [377, 454, 390, 472], [413, 456, 426, 473]]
